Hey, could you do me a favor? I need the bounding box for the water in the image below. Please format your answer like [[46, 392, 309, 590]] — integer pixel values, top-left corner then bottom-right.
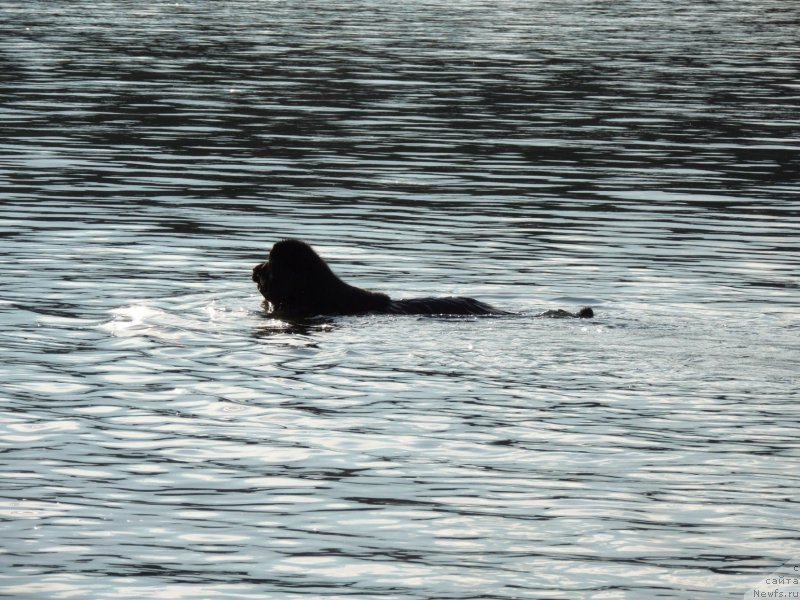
[[2, 1, 799, 598]]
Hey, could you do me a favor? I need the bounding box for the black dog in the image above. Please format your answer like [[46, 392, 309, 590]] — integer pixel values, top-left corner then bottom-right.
[[252, 239, 594, 320]]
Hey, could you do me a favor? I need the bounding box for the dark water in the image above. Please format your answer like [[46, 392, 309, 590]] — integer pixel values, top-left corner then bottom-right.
[[2, 1, 799, 598]]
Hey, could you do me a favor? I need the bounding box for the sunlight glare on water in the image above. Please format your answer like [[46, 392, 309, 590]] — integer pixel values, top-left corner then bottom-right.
[[1, 0, 799, 599]]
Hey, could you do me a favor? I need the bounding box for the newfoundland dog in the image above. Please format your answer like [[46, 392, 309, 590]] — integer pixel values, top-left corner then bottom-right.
[[252, 239, 594, 320]]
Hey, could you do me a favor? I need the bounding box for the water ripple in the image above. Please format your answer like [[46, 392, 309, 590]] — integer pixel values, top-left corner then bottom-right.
[[2, 0, 799, 598]]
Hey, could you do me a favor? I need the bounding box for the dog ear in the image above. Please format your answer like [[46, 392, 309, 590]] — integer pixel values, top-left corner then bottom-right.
[[267, 240, 304, 313], [268, 239, 336, 316]]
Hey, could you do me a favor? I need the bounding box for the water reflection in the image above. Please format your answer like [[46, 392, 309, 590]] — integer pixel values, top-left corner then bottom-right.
[[2, 0, 799, 598], [252, 315, 336, 338]]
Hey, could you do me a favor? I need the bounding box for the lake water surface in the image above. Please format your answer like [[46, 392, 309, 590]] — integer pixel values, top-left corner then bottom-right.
[[1, 1, 799, 598]]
